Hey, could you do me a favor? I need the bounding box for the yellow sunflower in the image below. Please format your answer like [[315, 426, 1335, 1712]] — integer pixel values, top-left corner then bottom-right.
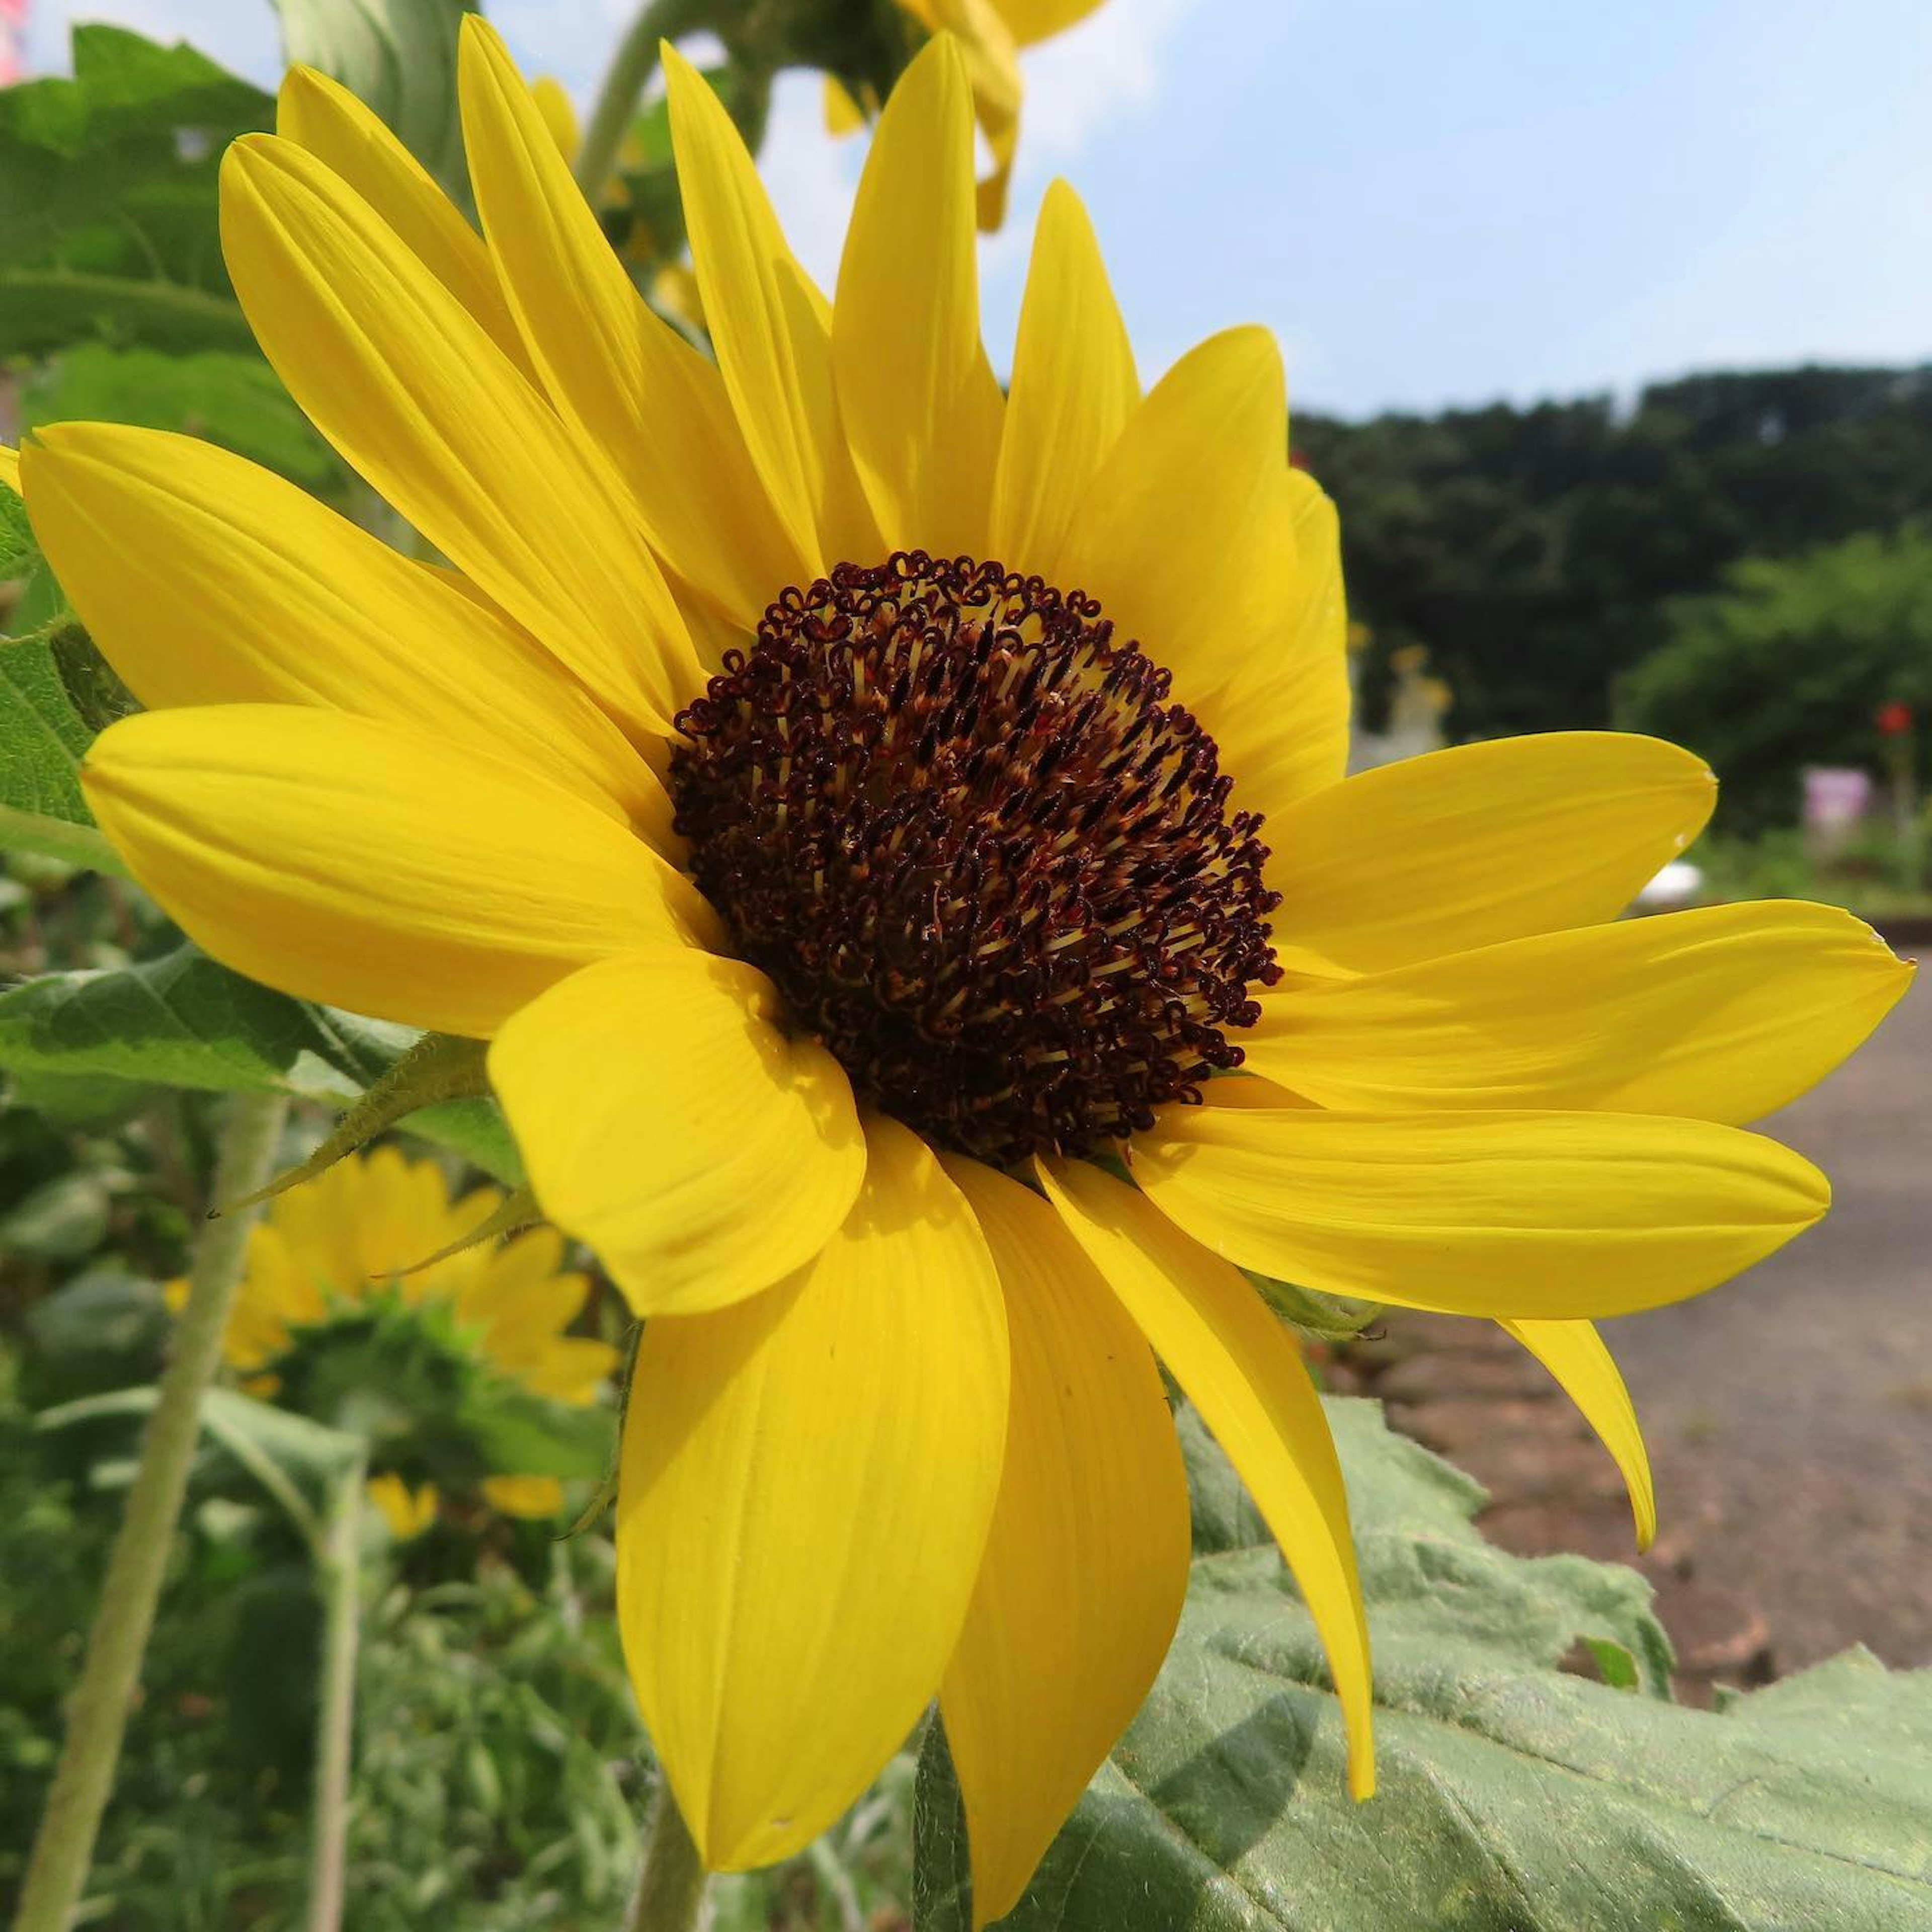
[[828, 0, 1106, 228], [172, 1144, 618, 1535], [18, 21, 1910, 1918]]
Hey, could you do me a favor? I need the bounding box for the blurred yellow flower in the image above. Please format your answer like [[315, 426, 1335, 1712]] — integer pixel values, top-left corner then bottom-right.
[[170, 1146, 616, 1535], [34, 20, 1909, 1918], [827, 0, 1109, 227]]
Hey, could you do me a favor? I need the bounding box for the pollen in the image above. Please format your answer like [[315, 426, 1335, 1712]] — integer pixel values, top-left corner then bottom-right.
[[671, 552, 1281, 1167]]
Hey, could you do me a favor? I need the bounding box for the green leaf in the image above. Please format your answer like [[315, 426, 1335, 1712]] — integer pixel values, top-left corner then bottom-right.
[[0, 267, 258, 360], [1, 474, 37, 582], [22, 346, 335, 482], [915, 1400, 1932, 1932], [269, 0, 477, 195], [0, 943, 523, 1180], [0, 631, 127, 874]]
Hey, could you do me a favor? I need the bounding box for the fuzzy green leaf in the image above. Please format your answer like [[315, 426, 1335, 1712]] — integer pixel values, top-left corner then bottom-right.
[[915, 1400, 1932, 1932]]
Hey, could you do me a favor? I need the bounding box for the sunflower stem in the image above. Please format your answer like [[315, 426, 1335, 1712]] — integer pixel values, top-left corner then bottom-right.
[[623, 1778, 710, 1932], [11, 1090, 291, 1932], [575, 0, 708, 198], [305, 1447, 367, 1932]]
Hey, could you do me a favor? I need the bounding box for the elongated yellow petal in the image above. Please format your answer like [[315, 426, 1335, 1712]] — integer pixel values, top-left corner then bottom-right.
[[1267, 733, 1718, 976], [0, 444, 19, 494], [1054, 327, 1290, 705], [1204, 468, 1352, 839], [1038, 1154, 1374, 1799], [1250, 901, 1912, 1122], [530, 75, 580, 156], [993, 0, 1108, 44], [823, 73, 866, 136], [665, 45, 850, 573], [1134, 1103, 1829, 1319], [220, 133, 700, 739], [480, 1473, 565, 1518], [20, 426, 672, 842], [938, 1158, 1190, 1927], [988, 179, 1139, 573], [458, 19, 803, 623], [275, 64, 533, 376], [1499, 1319, 1656, 1550], [833, 35, 1003, 556], [618, 1115, 1008, 1871], [84, 706, 719, 1038], [491, 950, 866, 1317]]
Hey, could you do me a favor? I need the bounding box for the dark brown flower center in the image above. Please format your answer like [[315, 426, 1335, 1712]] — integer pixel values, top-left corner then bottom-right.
[[670, 552, 1280, 1167]]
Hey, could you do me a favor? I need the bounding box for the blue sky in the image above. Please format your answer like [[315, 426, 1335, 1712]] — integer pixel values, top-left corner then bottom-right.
[[27, 0, 1932, 417]]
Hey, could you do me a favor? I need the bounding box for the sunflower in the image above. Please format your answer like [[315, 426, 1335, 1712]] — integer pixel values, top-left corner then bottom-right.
[[19, 21, 1909, 1919], [170, 1145, 619, 1535], [827, 0, 1106, 227]]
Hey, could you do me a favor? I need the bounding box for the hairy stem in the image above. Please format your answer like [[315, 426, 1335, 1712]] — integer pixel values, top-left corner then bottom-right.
[[11, 1090, 290, 1932], [304, 1451, 367, 1932], [623, 1780, 710, 1932]]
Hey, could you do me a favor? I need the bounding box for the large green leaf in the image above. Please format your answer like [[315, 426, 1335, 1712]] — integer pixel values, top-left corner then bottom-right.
[[915, 1401, 1932, 1932], [269, 0, 476, 195], [0, 632, 124, 874], [0, 943, 522, 1180], [0, 25, 270, 353]]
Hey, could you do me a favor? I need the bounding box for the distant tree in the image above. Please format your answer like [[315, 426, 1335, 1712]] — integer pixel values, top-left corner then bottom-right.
[[1295, 364, 1932, 760], [1620, 529, 1932, 831]]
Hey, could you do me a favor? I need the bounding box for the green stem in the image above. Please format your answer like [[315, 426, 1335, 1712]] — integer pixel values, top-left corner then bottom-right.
[[623, 1780, 709, 1932], [574, 0, 706, 197], [305, 1452, 367, 1932], [10, 1090, 291, 1932]]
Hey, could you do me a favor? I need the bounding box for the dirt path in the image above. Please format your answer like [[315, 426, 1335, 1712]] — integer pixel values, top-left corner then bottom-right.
[[1341, 965, 1930, 1695]]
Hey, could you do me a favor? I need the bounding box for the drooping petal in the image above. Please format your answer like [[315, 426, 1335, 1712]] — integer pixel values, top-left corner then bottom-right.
[[618, 1115, 1008, 1871], [275, 63, 533, 375], [666, 45, 867, 574], [1133, 1102, 1829, 1320], [490, 950, 866, 1317], [1266, 733, 1718, 976], [1037, 1155, 1376, 1802], [988, 178, 1139, 573], [938, 1157, 1190, 1926], [1248, 901, 1912, 1122], [1202, 467, 1352, 837], [1499, 1319, 1656, 1550], [219, 133, 701, 739], [20, 426, 672, 841], [83, 706, 719, 1038], [833, 35, 1003, 556], [457, 19, 802, 623], [1054, 326, 1290, 704]]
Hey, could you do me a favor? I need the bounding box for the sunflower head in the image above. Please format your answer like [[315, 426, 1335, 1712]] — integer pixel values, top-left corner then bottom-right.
[[178, 1146, 619, 1533]]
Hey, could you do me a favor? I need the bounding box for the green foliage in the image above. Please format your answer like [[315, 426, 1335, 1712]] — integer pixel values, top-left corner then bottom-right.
[[914, 1401, 1932, 1931], [1299, 365, 1932, 752], [0, 629, 124, 875], [269, 0, 477, 195], [0, 25, 271, 356], [1622, 529, 1932, 831]]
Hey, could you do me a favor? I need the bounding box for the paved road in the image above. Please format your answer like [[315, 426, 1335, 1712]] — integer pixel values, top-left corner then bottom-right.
[[1605, 959, 1931, 1671]]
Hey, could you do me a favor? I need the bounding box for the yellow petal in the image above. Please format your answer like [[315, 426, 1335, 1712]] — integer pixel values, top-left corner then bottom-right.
[[480, 1473, 566, 1518], [529, 75, 580, 158], [518, 1335, 621, 1404], [84, 706, 719, 1038], [618, 1114, 1008, 1870], [1053, 327, 1289, 706], [20, 426, 672, 842], [219, 133, 701, 739], [490, 950, 866, 1317], [1266, 733, 1718, 977], [833, 36, 1003, 555], [458, 19, 803, 624], [988, 179, 1139, 572], [1498, 1319, 1656, 1551], [1206, 469, 1352, 839], [368, 1473, 438, 1540], [1038, 1154, 1375, 1800], [1248, 900, 1913, 1122], [665, 45, 853, 574], [0, 444, 19, 494], [823, 73, 866, 137], [275, 63, 533, 376], [938, 1158, 1190, 1927], [1134, 1102, 1830, 1319], [993, 0, 1108, 45]]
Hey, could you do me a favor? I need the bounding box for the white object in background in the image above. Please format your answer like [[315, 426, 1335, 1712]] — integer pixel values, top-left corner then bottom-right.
[[1637, 859, 1704, 907]]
